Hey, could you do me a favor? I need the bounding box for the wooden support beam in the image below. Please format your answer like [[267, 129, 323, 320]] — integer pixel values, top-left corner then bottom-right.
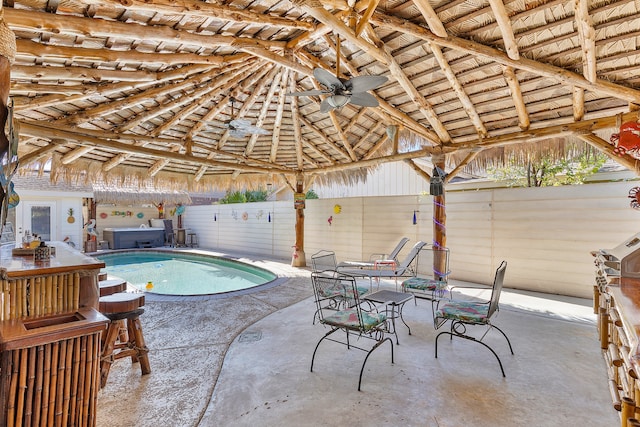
[[290, 77, 305, 170], [426, 43, 487, 137], [5, 9, 286, 52], [84, 0, 316, 31], [18, 142, 59, 165], [13, 64, 214, 112], [502, 66, 530, 130], [370, 12, 640, 103], [15, 39, 228, 67], [355, 0, 381, 37], [215, 66, 277, 149], [411, 0, 447, 38], [299, 116, 351, 161], [575, 131, 640, 173], [271, 69, 290, 163], [487, 0, 519, 60], [245, 69, 283, 156], [18, 122, 294, 174], [444, 149, 482, 183]]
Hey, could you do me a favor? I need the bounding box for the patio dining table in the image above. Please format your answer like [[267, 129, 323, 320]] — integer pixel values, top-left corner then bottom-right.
[[363, 289, 414, 345]]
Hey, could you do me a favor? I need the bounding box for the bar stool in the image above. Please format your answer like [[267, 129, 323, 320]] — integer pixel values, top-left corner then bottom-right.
[[99, 278, 127, 296], [188, 232, 198, 248], [99, 293, 150, 388]]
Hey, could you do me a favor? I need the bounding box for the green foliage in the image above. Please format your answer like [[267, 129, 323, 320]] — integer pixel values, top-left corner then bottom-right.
[[487, 152, 608, 187], [219, 189, 268, 204], [306, 189, 319, 199]]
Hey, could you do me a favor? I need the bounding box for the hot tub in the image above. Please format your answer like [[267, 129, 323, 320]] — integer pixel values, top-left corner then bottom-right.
[[102, 227, 165, 249]]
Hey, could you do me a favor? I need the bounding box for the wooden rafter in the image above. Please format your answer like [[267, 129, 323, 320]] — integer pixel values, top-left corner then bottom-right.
[[502, 66, 530, 130], [425, 43, 488, 138], [245, 69, 283, 157], [84, 0, 316, 31], [12, 64, 214, 112], [487, 0, 519, 61], [19, 122, 295, 174], [271, 68, 290, 163], [289, 77, 305, 169], [4, 9, 286, 52], [370, 12, 640, 104], [216, 66, 278, 150]]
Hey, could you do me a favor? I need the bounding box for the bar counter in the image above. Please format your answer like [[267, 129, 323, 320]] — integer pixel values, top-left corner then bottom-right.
[[0, 241, 108, 426], [607, 277, 640, 376], [0, 241, 105, 313]]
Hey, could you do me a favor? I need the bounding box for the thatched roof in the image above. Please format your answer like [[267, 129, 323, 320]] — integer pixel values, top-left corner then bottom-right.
[[3, 0, 640, 192], [92, 183, 192, 205]]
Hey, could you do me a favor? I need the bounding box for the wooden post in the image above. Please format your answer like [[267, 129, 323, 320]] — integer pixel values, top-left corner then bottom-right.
[[292, 173, 306, 267], [432, 154, 447, 278]]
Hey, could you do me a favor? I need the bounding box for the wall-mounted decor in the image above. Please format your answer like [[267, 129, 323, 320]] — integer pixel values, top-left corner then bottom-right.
[[67, 208, 75, 223]]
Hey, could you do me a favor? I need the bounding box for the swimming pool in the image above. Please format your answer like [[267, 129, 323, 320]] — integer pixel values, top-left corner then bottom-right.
[[96, 251, 277, 296]]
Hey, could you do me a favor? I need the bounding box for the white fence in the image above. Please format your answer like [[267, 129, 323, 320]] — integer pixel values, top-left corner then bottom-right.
[[180, 180, 640, 298]]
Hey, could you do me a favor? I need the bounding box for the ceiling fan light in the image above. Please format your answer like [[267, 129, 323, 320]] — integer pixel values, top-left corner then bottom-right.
[[327, 95, 349, 108]]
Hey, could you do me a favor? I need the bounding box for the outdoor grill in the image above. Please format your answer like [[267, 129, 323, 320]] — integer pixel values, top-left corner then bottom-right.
[[593, 232, 640, 278]]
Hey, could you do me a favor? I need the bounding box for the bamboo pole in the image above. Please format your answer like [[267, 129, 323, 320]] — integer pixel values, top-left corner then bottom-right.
[[47, 342, 58, 427], [622, 397, 636, 427], [73, 273, 80, 311], [24, 346, 36, 426], [54, 341, 66, 427], [16, 348, 28, 427], [61, 339, 74, 427], [33, 345, 47, 426], [69, 337, 81, 427], [7, 350, 20, 427], [600, 307, 610, 349], [45, 275, 53, 315]]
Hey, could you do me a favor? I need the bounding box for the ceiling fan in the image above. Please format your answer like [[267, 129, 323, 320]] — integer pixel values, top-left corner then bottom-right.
[[287, 36, 387, 113], [203, 97, 270, 138]]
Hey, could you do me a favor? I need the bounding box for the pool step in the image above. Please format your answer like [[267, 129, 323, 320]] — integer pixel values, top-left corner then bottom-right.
[[99, 278, 128, 297]]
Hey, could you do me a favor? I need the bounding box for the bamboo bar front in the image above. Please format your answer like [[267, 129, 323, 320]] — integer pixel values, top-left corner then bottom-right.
[[0, 242, 108, 427]]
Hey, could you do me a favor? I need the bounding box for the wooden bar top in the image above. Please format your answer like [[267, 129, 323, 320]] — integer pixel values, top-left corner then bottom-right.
[[0, 241, 105, 279], [607, 277, 640, 375]]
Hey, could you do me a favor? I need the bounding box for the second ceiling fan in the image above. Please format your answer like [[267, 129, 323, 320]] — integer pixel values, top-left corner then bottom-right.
[[287, 36, 387, 113]]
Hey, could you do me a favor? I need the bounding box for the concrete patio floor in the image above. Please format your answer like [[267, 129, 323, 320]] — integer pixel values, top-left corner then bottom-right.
[[95, 251, 618, 427]]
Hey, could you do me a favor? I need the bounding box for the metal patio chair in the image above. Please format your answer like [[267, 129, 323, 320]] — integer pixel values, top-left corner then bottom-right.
[[310, 272, 394, 391], [433, 260, 514, 376], [402, 245, 451, 315], [309, 250, 368, 324]]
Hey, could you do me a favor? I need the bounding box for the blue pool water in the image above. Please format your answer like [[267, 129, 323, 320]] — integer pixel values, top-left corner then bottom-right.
[[96, 251, 277, 296]]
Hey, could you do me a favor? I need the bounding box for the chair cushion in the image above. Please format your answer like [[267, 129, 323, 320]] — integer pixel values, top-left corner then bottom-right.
[[402, 277, 447, 291], [323, 309, 387, 331], [319, 285, 368, 299], [435, 301, 489, 323]]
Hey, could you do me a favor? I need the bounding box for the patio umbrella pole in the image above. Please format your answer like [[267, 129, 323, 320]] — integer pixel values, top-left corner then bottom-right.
[[432, 154, 447, 280]]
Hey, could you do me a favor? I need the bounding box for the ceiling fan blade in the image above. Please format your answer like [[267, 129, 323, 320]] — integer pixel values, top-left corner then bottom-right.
[[319, 98, 336, 113], [285, 89, 326, 97], [230, 119, 252, 128], [349, 92, 379, 108], [245, 125, 270, 135], [229, 129, 248, 138], [348, 75, 388, 93], [314, 68, 344, 91]]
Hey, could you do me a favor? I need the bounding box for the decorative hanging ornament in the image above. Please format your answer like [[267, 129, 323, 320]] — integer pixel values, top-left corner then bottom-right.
[[611, 121, 640, 159], [333, 204, 342, 214], [268, 212, 271, 222], [629, 187, 640, 209], [328, 215, 333, 226], [413, 210, 417, 225]]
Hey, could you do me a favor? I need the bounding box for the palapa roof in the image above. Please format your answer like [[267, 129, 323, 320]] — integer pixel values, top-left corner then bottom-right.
[[3, 0, 640, 192]]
